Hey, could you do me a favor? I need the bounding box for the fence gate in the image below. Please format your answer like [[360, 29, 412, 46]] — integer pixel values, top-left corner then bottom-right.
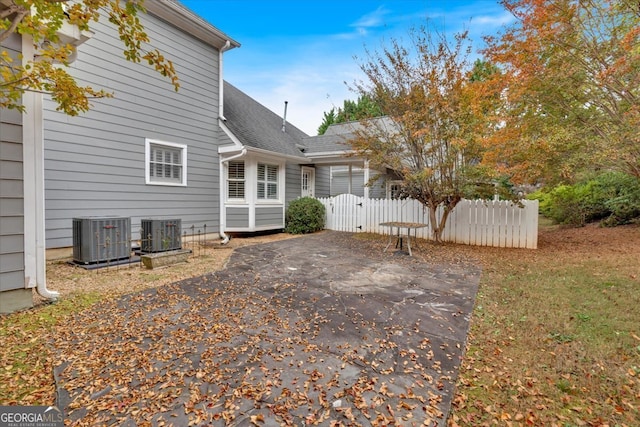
[[323, 193, 365, 233]]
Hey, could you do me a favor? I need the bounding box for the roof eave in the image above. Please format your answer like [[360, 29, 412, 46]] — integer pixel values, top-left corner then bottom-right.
[[304, 151, 365, 165], [220, 143, 310, 163], [145, 0, 240, 50]]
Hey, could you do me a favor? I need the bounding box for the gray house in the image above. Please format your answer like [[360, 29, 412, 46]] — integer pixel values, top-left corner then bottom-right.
[[0, 0, 374, 313], [2, 0, 242, 313], [218, 81, 310, 237], [43, 1, 240, 249]]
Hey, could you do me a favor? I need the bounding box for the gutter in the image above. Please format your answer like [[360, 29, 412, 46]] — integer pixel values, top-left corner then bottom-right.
[[218, 148, 247, 244]]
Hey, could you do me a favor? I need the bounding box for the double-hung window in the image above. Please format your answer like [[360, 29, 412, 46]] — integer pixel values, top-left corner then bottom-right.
[[145, 139, 187, 186], [227, 161, 245, 199], [387, 181, 402, 199], [257, 163, 278, 200]]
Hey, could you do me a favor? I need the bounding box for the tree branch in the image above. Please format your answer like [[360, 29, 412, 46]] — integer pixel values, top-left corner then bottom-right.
[[0, 6, 29, 44]]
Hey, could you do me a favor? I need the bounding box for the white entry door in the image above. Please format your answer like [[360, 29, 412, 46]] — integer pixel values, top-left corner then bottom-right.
[[301, 167, 315, 198]]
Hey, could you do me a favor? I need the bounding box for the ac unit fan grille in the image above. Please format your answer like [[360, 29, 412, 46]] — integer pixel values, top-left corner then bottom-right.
[[72, 217, 131, 264], [140, 219, 182, 253]]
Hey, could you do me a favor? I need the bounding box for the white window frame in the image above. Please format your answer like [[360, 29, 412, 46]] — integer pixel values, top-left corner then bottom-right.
[[145, 139, 187, 186], [257, 162, 279, 200], [386, 180, 403, 199], [227, 160, 246, 201]]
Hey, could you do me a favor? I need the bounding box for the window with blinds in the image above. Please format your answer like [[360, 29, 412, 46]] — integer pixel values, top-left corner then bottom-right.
[[257, 163, 278, 199], [228, 161, 245, 199], [146, 139, 187, 186]]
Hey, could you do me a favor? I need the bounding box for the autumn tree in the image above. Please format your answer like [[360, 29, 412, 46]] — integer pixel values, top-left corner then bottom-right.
[[349, 27, 495, 242], [482, 0, 640, 183], [1, 0, 179, 115]]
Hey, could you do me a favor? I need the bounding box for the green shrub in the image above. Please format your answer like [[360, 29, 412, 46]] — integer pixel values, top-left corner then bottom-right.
[[601, 173, 640, 226], [529, 172, 640, 226], [546, 184, 588, 226], [285, 197, 326, 234], [527, 189, 551, 213]]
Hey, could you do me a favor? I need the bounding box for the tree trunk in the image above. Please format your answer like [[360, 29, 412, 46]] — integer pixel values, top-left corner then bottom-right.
[[429, 204, 453, 243], [429, 205, 442, 243]]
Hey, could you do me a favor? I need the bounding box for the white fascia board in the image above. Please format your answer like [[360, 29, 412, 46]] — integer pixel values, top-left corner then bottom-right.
[[219, 145, 243, 155], [305, 150, 353, 159], [245, 146, 309, 163], [305, 151, 366, 166], [145, 0, 240, 50]]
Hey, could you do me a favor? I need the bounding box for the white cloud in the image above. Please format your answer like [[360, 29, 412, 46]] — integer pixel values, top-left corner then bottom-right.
[[236, 58, 360, 136], [351, 6, 390, 32], [472, 11, 515, 27]]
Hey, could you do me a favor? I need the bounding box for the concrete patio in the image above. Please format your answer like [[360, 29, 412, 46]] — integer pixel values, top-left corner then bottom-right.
[[53, 231, 481, 426]]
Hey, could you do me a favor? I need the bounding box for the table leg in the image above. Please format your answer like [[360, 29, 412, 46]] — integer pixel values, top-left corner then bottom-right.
[[406, 228, 412, 256], [383, 227, 395, 252]]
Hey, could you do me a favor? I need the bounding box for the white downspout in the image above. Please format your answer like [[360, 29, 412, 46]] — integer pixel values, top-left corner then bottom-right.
[[217, 39, 234, 243], [22, 35, 59, 300], [219, 149, 247, 244]]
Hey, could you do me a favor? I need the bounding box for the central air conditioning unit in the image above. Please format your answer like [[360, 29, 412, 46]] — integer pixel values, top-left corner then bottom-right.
[[73, 217, 131, 264], [140, 218, 182, 253]]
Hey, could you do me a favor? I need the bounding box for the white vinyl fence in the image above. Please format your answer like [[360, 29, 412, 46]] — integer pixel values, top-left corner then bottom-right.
[[316, 194, 539, 249]]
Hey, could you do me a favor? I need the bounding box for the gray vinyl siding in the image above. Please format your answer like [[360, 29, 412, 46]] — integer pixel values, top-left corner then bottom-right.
[[226, 207, 249, 228], [43, 11, 222, 248], [0, 33, 25, 291], [331, 169, 386, 198], [285, 163, 302, 205], [368, 173, 387, 199], [370, 184, 386, 198], [332, 171, 365, 197], [255, 207, 284, 227], [314, 166, 331, 198]]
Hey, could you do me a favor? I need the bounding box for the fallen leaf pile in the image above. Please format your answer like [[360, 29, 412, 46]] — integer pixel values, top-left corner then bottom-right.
[[54, 280, 454, 425], [52, 232, 480, 426]]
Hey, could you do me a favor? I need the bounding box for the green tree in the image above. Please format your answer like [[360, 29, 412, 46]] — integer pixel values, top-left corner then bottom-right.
[[482, 0, 640, 183], [317, 94, 383, 135], [1, 0, 179, 115], [317, 108, 337, 135], [349, 26, 495, 242], [469, 58, 499, 82]]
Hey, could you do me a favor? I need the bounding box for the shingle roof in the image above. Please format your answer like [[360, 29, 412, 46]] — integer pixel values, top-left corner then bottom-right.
[[223, 81, 308, 159], [302, 121, 361, 154], [303, 117, 397, 154], [301, 133, 353, 154]]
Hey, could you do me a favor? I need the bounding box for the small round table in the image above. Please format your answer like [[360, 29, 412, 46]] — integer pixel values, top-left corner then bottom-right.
[[379, 221, 428, 256]]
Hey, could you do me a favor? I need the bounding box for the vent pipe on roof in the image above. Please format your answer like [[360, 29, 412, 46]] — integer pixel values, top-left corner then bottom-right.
[[282, 101, 288, 132]]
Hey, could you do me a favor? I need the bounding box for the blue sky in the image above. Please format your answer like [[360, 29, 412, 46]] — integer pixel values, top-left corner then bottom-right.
[[180, 1, 514, 135]]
